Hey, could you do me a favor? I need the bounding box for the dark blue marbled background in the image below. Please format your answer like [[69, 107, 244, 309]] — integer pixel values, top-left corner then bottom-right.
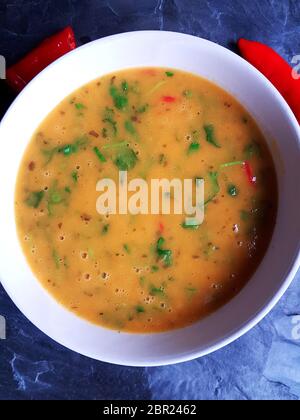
[[0, 0, 299, 400]]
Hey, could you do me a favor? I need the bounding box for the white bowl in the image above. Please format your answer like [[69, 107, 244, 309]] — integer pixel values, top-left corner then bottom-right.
[[0, 31, 299, 367]]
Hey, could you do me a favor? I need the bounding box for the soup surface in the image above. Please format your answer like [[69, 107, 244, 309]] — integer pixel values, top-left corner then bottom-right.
[[15, 68, 277, 333]]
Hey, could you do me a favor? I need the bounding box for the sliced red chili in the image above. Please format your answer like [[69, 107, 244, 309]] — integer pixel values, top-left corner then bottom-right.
[[6, 26, 76, 92], [161, 96, 176, 103], [158, 222, 164, 234], [243, 161, 256, 185]]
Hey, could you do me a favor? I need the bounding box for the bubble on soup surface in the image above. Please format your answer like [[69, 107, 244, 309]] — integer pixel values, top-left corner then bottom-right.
[[133, 266, 143, 274], [114, 288, 126, 295], [80, 251, 88, 260], [101, 272, 110, 280], [212, 283, 223, 290], [144, 295, 154, 304], [82, 272, 91, 281], [180, 102, 188, 112]]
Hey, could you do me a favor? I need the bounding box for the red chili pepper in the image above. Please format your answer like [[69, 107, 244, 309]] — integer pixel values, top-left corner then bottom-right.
[[238, 38, 300, 124], [243, 161, 256, 185], [161, 96, 176, 103], [158, 222, 164, 234], [6, 26, 76, 92]]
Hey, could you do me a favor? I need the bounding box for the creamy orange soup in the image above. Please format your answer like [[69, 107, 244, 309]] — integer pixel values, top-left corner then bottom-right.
[[15, 68, 277, 332]]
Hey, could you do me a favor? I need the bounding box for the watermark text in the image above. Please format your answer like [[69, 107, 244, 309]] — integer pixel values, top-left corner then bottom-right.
[[291, 315, 300, 340], [291, 55, 300, 80], [0, 315, 6, 339], [0, 55, 6, 79], [96, 172, 205, 225]]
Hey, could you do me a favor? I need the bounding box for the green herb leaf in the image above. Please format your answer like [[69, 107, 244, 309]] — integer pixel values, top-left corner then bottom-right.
[[151, 265, 159, 273], [102, 107, 117, 135], [188, 142, 200, 155], [156, 237, 172, 267], [101, 224, 110, 235], [121, 81, 129, 92], [25, 191, 44, 208], [149, 285, 165, 296], [139, 276, 146, 286], [185, 287, 197, 295], [52, 249, 60, 269], [205, 171, 220, 205], [220, 160, 244, 168], [65, 186, 71, 194], [93, 146, 107, 163], [157, 237, 165, 249], [204, 124, 221, 148], [181, 219, 200, 229], [43, 136, 88, 163], [183, 89, 192, 98], [47, 181, 68, 215], [123, 244, 130, 254], [159, 153, 167, 165], [42, 147, 60, 165], [60, 145, 72, 155], [75, 103, 85, 110], [109, 85, 128, 110], [114, 147, 138, 171], [71, 171, 78, 183], [135, 305, 145, 313], [102, 141, 127, 150], [49, 191, 63, 204], [102, 127, 108, 138], [165, 71, 174, 77], [136, 104, 149, 113], [124, 120, 136, 135], [227, 184, 238, 197]]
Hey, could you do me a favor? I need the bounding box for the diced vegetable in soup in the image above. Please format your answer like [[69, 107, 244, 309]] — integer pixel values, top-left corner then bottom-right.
[[15, 68, 277, 333]]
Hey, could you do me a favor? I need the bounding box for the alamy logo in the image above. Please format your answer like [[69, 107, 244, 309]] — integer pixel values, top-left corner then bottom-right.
[[291, 315, 300, 340], [0, 315, 6, 339], [0, 55, 5, 79], [291, 55, 300, 80], [96, 172, 205, 225]]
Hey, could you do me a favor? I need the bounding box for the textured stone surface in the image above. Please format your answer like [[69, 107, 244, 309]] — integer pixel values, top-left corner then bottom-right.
[[0, 0, 299, 400]]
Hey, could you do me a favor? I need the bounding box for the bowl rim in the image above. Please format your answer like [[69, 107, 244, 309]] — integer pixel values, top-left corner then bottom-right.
[[1, 30, 300, 366]]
